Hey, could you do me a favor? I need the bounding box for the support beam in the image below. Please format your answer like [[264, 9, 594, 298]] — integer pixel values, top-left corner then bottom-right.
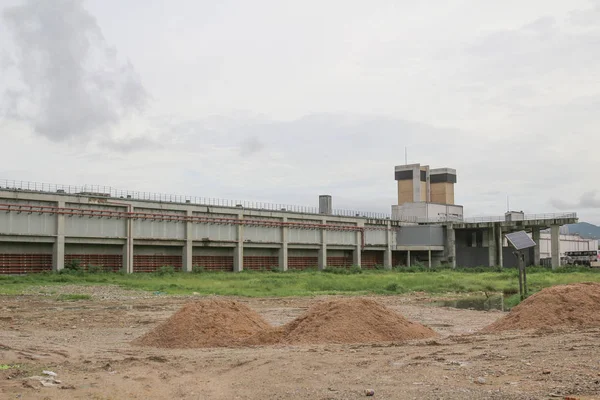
[[182, 209, 193, 272], [279, 217, 288, 271], [353, 221, 363, 268], [123, 205, 133, 274], [488, 225, 497, 267], [384, 221, 392, 270], [52, 200, 65, 272], [428, 249, 432, 269], [551, 224, 560, 270], [532, 227, 541, 266], [234, 214, 244, 272], [318, 219, 327, 270], [407, 250, 411, 267], [445, 224, 456, 269], [497, 225, 503, 268]]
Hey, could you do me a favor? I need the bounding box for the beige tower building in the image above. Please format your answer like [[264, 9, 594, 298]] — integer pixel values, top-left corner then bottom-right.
[[430, 168, 456, 205], [392, 163, 461, 222]]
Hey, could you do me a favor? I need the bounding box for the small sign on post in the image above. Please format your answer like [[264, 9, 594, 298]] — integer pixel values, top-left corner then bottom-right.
[[505, 231, 537, 300]]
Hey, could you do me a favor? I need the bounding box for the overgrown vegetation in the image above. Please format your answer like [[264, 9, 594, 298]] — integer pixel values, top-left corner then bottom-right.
[[0, 266, 599, 299], [56, 293, 92, 301]]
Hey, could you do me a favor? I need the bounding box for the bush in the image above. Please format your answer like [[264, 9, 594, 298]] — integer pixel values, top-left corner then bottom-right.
[[61, 259, 84, 275], [270, 265, 281, 273], [192, 265, 205, 274], [384, 282, 399, 292], [155, 265, 176, 276], [87, 264, 104, 274]]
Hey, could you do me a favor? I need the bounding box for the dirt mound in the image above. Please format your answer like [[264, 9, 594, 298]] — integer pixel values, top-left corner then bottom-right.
[[483, 282, 600, 332], [279, 298, 438, 344], [134, 299, 271, 348]]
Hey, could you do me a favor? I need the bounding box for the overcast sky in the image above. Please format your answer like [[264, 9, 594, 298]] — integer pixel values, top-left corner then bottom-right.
[[1, 0, 600, 222]]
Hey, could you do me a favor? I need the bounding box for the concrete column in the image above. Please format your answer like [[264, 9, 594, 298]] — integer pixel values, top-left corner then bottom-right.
[[122, 205, 134, 274], [407, 250, 411, 267], [183, 209, 193, 272], [445, 224, 456, 269], [52, 200, 65, 272], [384, 221, 392, 270], [497, 225, 503, 268], [428, 249, 432, 269], [318, 219, 327, 270], [234, 214, 244, 272], [551, 224, 560, 270], [532, 227, 541, 266], [353, 222, 364, 267], [488, 225, 497, 267], [279, 217, 288, 271]]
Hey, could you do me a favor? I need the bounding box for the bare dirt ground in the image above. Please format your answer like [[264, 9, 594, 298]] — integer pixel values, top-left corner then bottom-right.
[[1, 286, 599, 399]]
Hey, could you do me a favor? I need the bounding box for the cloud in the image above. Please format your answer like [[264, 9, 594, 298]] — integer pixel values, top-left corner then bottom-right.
[[239, 136, 265, 156], [98, 136, 158, 153], [551, 192, 600, 210], [1, 0, 147, 142]]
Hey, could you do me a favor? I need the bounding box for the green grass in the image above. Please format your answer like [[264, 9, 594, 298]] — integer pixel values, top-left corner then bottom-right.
[[56, 293, 92, 301], [0, 267, 599, 298]]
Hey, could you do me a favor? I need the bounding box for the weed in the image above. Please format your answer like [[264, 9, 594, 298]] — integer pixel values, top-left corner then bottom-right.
[[57, 294, 91, 301], [192, 265, 205, 274], [155, 265, 176, 276]]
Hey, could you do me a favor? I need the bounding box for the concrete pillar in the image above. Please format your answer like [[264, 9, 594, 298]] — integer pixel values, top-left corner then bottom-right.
[[353, 222, 363, 267], [532, 227, 541, 266], [279, 217, 288, 271], [122, 205, 134, 274], [488, 225, 497, 267], [318, 219, 327, 270], [234, 214, 244, 272], [183, 209, 193, 272], [384, 221, 392, 270], [428, 249, 432, 269], [52, 200, 65, 272], [407, 250, 411, 267], [497, 225, 503, 268], [445, 224, 456, 269], [551, 224, 560, 270]]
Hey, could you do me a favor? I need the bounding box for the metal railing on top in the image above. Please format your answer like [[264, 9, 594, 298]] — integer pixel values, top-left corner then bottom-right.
[[0, 179, 577, 224], [461, 213, 577, 223], [0, 179, 392, 220]]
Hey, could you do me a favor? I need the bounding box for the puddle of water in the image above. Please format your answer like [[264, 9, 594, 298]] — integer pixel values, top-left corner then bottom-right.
[[432, 295, 506, 311]]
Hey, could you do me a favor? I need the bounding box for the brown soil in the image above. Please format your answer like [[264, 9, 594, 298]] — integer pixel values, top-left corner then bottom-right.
[[280, 297, 438, 344], [134, 299, 271, 348], [483, 282, 600, 332], [4, 290, 600, 399]]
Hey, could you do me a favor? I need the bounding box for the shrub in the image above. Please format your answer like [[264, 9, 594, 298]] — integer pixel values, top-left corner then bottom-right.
[[385, 282, 399, 292], [155, 265, 175, 276], [87, 264, 104, 274], [192, 265, 205, 274], [63, 259, 82, 272]]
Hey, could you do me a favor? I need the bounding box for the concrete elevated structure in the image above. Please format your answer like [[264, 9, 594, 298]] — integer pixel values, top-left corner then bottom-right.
[[0, 174, 581, 273]]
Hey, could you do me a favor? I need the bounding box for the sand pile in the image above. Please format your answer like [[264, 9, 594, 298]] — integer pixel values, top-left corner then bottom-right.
[[134, 299, 271, 348], [279, 298, 438, 344], [483, 282, 600, 332]]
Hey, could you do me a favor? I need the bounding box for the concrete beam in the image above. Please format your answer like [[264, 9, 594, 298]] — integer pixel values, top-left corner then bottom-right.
[[318, 218, 327, 270], [353, 221, 363, 267], [384, 221, 392, 270], [488, 225, 497, 267], [497, 225, 503, 268], [234, 214, 244, 272], [279, 217, 288, 271], [445, 224, 456, 269], [551, 224, 560, 269], [183, 209, 193, 272], [52, 200, 65, 272], [532, 227, 541, 266]]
